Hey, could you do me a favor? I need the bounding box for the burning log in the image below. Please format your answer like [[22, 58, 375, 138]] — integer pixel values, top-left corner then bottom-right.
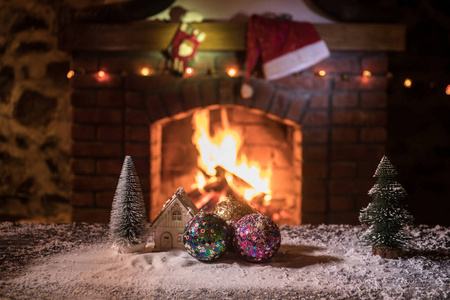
[[215, 166, 268, 202], [192, 192, 222, 212], [187, 165, 269, 212], [186, 169, 228, 212], [187, 172, 227, 197]]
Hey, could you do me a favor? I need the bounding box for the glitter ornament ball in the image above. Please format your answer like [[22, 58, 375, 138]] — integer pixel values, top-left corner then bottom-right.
[[183, 211, 229, 262], [234, 213, 281, 263], [213, 196, 257, 226]]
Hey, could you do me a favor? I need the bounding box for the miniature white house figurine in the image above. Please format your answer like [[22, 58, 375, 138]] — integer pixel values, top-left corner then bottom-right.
[[148, 187, 199, 251]]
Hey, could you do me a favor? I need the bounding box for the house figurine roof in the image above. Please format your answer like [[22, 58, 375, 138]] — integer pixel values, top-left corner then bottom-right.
[[149, 187, 199, 230]]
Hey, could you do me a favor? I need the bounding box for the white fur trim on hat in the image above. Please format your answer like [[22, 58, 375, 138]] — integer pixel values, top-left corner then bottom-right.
[[263, 40, 330, 80]]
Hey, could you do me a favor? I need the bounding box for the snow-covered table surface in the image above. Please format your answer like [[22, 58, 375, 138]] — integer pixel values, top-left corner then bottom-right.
[[0, 222, 449, 300]]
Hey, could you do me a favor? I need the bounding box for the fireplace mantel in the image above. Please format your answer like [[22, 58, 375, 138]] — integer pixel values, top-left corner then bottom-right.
[[59, 21, 405, 52]]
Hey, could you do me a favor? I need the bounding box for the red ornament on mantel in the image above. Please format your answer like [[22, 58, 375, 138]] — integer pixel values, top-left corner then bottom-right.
[[168, 23, 206, 75]]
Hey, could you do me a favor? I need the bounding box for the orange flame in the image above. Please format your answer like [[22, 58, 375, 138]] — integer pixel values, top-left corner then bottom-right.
[[191, 108, 271, 202]]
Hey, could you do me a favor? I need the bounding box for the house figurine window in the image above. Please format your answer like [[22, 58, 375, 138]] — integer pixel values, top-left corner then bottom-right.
[[172, 210, 182, 221]]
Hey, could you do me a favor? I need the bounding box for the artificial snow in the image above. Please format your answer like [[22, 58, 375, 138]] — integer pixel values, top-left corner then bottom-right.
[[1, 223, 449, 299]]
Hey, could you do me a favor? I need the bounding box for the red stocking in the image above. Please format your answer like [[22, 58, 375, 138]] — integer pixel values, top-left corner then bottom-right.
[[169, 23, 206, 75]]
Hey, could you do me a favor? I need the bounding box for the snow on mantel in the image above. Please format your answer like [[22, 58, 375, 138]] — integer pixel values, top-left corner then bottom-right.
[[59, 21, 406, 52]]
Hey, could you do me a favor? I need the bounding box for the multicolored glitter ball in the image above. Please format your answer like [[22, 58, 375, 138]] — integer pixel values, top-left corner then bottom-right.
[[183, 210, 229, 262], [233, 213, 281, 263]]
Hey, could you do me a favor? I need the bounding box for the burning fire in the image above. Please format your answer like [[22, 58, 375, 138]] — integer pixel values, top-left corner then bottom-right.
[[191, 108, 272, 207]]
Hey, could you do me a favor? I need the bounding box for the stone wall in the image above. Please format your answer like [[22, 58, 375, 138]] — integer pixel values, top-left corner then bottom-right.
[[0, 0, 72, 222]]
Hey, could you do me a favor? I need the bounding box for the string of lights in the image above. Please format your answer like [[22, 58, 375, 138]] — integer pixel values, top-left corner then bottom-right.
[[66, 67, 450, 95]]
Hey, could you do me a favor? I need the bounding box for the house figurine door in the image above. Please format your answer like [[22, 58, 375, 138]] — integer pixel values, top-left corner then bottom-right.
[[161, 232, 172, 250]]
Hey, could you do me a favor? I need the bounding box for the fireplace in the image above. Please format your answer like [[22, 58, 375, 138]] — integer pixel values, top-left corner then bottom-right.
[[151, 105, 302, 225], [66, 21, 403, 225]]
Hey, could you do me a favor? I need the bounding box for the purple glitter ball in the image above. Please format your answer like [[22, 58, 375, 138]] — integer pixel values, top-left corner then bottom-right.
[[233, 213, 281, 263]]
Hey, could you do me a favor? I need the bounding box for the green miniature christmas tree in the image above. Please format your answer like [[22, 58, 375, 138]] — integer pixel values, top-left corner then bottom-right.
[[110, 156, 148, 253], [359, 156, 413, 258]]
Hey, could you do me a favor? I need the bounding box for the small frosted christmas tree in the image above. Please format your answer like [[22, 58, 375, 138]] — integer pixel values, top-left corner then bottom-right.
[[110, 156, 148, 253], [359, 156, 413, 258]]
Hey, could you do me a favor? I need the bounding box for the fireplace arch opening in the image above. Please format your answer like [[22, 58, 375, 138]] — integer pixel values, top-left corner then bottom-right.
[[150, 104, 302, 225]]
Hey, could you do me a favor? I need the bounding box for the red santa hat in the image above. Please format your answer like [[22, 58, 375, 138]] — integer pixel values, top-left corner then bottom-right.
[[241, 15, 330, 98]]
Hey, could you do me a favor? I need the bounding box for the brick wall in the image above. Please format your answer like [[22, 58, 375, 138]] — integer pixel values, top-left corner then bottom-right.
[[71, 51, 387, 224]]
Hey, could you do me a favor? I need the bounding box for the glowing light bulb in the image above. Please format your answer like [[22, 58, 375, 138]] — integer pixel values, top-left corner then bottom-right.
[[66, 70, 74, 79], [404, 78, 412, 88], [446, 84, 450, 95], [185, 67, 194, 76], [140, 67, 151, 76], [362, 70, 372, 78], [317, 70, 326, 77], [97, 70, 105, 78], [227, 67, 237, 77]]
